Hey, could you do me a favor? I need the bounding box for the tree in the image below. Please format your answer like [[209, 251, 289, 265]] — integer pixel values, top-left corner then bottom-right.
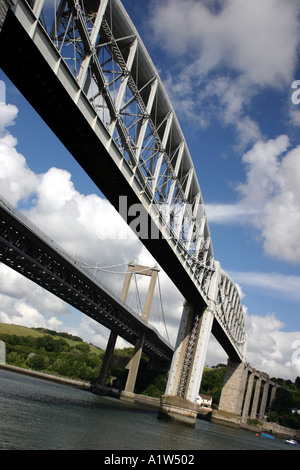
[[270, 387, 293, 414], [30, 354, 46, 370], [72, 342, 90, 353], [36, 335, 56, 352]]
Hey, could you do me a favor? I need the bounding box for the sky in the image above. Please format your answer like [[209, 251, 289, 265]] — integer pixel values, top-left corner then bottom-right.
[[0, 0, 300, 381]]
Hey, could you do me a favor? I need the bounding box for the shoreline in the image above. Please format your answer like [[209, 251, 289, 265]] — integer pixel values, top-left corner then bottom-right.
[[1, 362, 299, 441], [211, 410, 300, 441], [0, 362, 91, 390]]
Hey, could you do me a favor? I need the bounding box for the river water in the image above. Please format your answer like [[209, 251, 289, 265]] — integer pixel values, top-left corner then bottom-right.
[[0, 369, 298, 453]]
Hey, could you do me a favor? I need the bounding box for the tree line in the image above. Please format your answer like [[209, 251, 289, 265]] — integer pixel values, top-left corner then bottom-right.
[[0, 331, 103, 383], [1, 328, 299, 429]]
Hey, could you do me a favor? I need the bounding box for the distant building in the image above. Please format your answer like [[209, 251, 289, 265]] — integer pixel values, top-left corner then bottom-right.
[[197, 394, 212, 408]]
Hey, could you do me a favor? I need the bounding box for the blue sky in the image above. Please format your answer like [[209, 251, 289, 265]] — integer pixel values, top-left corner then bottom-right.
[[1, 0, 300, 381]]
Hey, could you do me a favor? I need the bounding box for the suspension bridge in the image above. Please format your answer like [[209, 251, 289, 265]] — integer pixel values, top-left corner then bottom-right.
[[0, 0, 269, 427]]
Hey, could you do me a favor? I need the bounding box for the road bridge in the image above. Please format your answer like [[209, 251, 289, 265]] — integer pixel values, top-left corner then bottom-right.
[[0, 195, 173, 366], [0, 0, 247, 425]]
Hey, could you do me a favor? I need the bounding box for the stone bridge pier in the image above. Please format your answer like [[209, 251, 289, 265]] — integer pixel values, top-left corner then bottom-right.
[[214, 359, 277, 425]]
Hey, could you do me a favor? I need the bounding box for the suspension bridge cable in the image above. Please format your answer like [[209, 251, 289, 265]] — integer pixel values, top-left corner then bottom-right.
[[73, 257, 158, 275]]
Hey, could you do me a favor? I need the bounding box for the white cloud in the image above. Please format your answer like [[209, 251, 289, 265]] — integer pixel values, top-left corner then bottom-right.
[[151, 0, 298, 85], [237, 136, 300, 263], [148, 0, 300, 148], [229, 270, 300, 304], [204, 310, 300, 381], [243, 311, 300, 380], [207, 135, 300, 264], [0, 102, 18, 134], [0, 119, 38, 205], [0, 264, 70, 330], [205, 202, 258, 224], [0, 264, 70, 314], [0, 291, 65, 331]]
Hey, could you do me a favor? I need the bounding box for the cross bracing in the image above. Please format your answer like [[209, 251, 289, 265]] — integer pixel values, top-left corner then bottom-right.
[[0, 0, 246, 360], [47, 0, 212, 268]]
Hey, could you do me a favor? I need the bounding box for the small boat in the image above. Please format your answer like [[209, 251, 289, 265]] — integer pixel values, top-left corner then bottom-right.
[[284, 439, 297, 445], [261, 433, 275, 439]]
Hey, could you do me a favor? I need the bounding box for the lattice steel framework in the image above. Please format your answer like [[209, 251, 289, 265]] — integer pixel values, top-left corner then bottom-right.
[[1, 0, 246, 359]]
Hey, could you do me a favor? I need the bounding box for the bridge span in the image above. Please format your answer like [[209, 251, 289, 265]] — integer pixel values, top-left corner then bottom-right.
[[0, 195, 173, 365], [0, 0, 248, 425]]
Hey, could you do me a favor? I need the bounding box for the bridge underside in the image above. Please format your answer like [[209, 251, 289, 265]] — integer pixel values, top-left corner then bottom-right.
[[0, 9, 203, 304], [0, 8, 240, 361]]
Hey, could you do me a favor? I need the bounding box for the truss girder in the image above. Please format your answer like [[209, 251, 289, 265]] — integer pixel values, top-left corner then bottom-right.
[[43, 0, 215, 281], [0, 0, 246, 360], [0, 197, 172, 364]]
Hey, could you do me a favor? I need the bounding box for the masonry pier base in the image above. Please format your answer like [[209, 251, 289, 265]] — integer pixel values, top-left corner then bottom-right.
[[158, 396, 199, 427], [120, 390, 136, 403], [211, 410, 241, 428]]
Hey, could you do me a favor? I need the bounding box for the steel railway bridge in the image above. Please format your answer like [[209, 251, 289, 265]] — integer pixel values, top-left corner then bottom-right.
[[0, 0, 248, 425]]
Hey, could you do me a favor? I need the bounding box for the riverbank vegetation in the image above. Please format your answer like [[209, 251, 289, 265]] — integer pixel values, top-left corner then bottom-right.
[[0, 322, 299, 429], [0, 324, 104, 383]]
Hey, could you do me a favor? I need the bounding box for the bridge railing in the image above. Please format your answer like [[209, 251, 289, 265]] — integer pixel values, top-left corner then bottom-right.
[[217, 271, 246, 349]]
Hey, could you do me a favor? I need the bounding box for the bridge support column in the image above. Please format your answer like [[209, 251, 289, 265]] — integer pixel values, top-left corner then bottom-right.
[[158, 262, 220, 427], [259, 378, 270, 420], [250, 374, 262, 419], [241, 369, 256, 423], [120, 333, 145, 402], [94, 263, 158, 397], [269, 383, 278, 410], [158, 301, 214, 426], [216, 360, 249, 422], [120, 265, 158, 402], [93, 330, 118, 394]]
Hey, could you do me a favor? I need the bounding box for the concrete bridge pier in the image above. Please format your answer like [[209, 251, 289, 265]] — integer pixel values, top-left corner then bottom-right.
[[158, 301, 214, 426], [158, 263, 221, 427]]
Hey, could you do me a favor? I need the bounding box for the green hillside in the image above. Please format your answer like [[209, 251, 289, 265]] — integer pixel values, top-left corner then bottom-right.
[[0, 322, 104, 383], [0, 322, 168, 397], [0, 322, 102, 355], [0, 322, 46, 338]]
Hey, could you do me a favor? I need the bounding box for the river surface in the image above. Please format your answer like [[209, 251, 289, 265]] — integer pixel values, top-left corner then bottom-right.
[[0, 369, 298, 452]]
